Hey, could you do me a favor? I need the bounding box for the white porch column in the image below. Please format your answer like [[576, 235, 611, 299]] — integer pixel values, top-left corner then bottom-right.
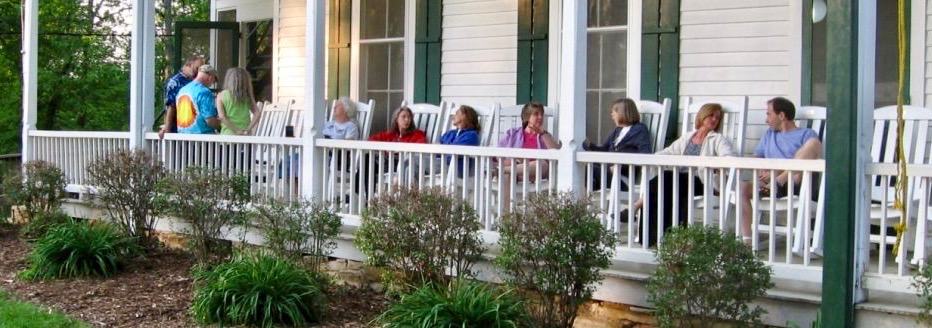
[[129, 0, 156, 150], [20, 0, 38, 162], [851, 0, 874, 303], [301, 0, 326, 200], [556, 0, 586, 193]]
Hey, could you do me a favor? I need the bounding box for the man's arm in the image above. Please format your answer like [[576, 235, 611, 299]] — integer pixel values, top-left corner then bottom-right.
[[158, 105, 175, 139]]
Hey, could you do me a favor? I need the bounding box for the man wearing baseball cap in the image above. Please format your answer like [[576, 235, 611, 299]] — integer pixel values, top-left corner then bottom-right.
[[159, 55, 204, 138], [174, 64, 220, 134]]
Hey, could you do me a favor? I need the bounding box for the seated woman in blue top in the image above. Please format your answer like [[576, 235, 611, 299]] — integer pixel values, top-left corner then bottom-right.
[[582, 98, 653, 191], [399, 105, 482, 184]]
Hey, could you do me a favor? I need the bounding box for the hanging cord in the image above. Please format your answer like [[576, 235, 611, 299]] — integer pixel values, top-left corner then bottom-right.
[[893, 0, 909, 257]]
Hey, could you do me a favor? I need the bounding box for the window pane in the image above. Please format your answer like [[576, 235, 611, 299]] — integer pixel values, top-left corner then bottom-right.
[[366, 91, 389, 133], [586, 33, 601, 87], [586, 91, 602, 142], [587, 0, 599, 28], [600, 0, 627, 27], [811, 19, 826, 106], [387, 0, 405, 38], [600, 31, 627, 89], [360, 43, 389, 91], [361, 0, 387, 39], [390, 42, 404, 89], [875, 0, 898, 108]]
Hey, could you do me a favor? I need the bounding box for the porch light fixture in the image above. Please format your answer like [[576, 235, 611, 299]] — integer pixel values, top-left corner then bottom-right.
[[812, 0, 827, 23]]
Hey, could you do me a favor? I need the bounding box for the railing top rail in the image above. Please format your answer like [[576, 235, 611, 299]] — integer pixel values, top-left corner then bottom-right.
[[28, 130, 130, 139], [316, 138, 562, 160], [576, 151, 826, 172], [145, 132, 303, 146], [866, 162, 932, 176]]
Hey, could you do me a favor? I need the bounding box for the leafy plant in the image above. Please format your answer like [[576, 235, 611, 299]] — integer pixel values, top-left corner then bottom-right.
[[2, 160, 66, 221], [647, 225, 773, 328], [355, 186, 485, 290], [86, 150, 165, 250], [154, 167, 251, 264], [915, 261, 932, 325], [495, 192, 617, 328], [376, 280, 530, 328], [254, 197, 342, 269], [22, 221, 139, 279], [191, 253, 327, 327], [18, 210, 72, 239], [0, 161, 17, 219]]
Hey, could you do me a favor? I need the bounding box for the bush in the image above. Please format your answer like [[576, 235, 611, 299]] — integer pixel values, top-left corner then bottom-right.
[[254, 198, 342, 268], [22, 221, 139, 279], [355, 186, 484, 290], [647, 225, 773, 328], [0, 161, 18, 219], [18, 210, 72, 239], [191, 253, 327, 327], [2, 160, 66, 221], [86, 150, 165, 250], [915, 261, 932, 324], [495, 192, 617, 328], [155, 167, 251, 264], [376, 280, 530, 328]]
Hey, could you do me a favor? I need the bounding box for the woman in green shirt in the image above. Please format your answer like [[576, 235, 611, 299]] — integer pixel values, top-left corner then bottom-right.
[[216, 67, 260, 135]]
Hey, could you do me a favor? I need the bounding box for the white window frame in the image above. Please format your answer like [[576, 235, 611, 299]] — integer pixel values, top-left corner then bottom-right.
[[549, 0, 640, 108], [349, 0, 414, 108]]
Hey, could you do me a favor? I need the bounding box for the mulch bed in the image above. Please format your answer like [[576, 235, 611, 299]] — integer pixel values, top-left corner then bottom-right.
[[0, 224, 389, 327]]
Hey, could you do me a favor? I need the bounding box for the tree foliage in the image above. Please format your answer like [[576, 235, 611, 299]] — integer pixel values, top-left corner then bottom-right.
[[0, 0, 209, 155]]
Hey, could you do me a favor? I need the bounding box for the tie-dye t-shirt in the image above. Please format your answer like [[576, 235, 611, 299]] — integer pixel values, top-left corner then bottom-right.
[[175, 81, 218, 134]]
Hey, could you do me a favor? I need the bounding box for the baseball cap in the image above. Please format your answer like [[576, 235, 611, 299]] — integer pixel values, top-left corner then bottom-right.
[[198, 64, 217, 78]]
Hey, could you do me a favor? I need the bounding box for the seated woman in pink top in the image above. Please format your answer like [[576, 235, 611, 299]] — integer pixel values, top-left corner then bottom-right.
[[496, 102, 560, 209]]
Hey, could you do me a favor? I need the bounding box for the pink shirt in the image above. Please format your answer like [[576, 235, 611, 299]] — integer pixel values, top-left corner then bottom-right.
[[521, 130, 539, 149]]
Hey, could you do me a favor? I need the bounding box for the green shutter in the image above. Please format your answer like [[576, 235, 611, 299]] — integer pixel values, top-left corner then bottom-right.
[[327, 0, 351, 102], [517, 0, 548, 104], [414, 0, 442, 104], [641, 0, 679, 145]]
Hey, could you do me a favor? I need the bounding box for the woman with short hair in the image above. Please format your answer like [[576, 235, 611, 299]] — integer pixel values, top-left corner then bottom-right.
[[583, 98, 653, 191]]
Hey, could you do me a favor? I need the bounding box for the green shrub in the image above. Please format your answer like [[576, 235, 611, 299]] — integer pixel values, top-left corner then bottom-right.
[[376, 280, 530, 328], [915, 261, 932, 324], [18, 210, 72, 239], [356, 186, 484, 290], [0, 161, 17, 219], [2, 160, 66, 221], [647, 225, 773, 328], [191, 253, 327, 327], [155, 167, 251, 264], [254, 197, 342, 268], [22, 221, 139, 279], [495, 192, 617, 328], [86, 150, 165, 250]]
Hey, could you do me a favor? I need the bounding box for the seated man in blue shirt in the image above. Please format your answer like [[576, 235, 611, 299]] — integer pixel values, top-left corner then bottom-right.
[[175, 64, 220, 134], [738, 97, 821, 245]]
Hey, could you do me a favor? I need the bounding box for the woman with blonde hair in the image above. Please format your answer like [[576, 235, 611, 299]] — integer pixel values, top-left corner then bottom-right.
[[626, 103, 737, 246], [583, 98, 653, 190], [216, 68, 260, 135]]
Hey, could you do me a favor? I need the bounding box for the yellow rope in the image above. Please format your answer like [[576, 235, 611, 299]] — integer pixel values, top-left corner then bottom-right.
[[893, 0, 908, 257]]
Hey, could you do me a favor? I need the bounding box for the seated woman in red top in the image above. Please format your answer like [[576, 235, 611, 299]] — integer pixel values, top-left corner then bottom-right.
[[355, 106, 428, 195]]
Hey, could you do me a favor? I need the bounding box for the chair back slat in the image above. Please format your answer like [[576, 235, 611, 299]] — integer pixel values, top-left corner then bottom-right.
[[637, 98, 672, 152], [870, 105, 932, 201]]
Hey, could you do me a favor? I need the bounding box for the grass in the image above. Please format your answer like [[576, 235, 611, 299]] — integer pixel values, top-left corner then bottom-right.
[[22, 221, 139, 280], [0, 291, 89, 328]]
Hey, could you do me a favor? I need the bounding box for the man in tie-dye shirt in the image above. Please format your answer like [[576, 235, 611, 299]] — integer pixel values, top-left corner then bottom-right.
[[159, 56, 204, 138], [175, 64, 220, 134]]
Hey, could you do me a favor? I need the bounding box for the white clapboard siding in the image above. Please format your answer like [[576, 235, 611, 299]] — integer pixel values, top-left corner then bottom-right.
[[679, 0, 793, 155], [441, 0, 518, 106], [276, 0, 306, 110]]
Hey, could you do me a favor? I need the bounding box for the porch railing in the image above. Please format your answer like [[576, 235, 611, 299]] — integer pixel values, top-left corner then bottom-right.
[[22, 129, 932, 297]]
